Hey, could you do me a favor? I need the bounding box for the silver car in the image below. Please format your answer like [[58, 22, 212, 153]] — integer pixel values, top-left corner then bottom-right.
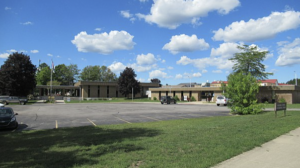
[[216, 95, 229, 106]]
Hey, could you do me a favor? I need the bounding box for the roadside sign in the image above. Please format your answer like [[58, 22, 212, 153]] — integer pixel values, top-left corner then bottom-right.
[[67, 97, 71, 102], [274, 102, 287, 117]]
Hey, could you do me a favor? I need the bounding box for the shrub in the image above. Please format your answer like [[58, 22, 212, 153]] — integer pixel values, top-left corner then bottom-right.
[[279, 98, 286, 103], [153, 97, 157, 101], [174, 95, 180, 101], [191, 96, 196, 101]]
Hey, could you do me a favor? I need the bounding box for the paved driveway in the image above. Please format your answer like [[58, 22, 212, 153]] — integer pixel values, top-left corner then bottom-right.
[[3, 103, 230, 131]]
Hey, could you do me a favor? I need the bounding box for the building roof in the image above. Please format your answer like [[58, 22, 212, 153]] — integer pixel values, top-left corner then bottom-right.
[[258, 79, 278, 83]]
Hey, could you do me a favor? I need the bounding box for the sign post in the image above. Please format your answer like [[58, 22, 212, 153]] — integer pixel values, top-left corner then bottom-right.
[[274, 102, 287, 118]]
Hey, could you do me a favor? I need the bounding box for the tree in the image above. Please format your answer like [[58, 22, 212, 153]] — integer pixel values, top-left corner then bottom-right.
[[286, 78, 300, 86], [66, 64, 80, 85], [0, 52, 37, 96], [80, 65, 117, 82], [229, 45, 271, 80], [36, 65, 51, 85], [222, 72, 263, 114], [118, 67, 140, 98], [53, 64, 68, 85], [151, 78, 161, 84]]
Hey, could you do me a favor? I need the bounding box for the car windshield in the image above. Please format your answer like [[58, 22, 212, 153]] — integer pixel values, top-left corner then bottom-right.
[[218, 97, 224, 99], [0, 109, 13, 117]]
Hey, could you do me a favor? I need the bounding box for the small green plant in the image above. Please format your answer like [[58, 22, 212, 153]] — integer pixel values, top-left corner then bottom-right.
[[279, 98, 286, 103], [191, 96, 196, 101], [174, 95, 180, 101], [153, 97, 157, 101]]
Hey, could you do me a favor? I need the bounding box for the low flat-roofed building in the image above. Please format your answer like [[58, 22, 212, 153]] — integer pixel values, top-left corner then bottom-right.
[[150, 84, 300, 104], [35, 81, 160, 99]]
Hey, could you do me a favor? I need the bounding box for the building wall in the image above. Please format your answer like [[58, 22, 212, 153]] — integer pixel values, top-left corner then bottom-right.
[[293, 91, 300, 103], [276, 91, 293, 104], [82, 85, 88, 98], [110, 86, 116, 97], [90, 85, 98, 97]]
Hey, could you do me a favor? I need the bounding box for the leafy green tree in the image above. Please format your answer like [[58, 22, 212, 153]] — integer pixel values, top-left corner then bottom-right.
[[0, 52, 37, 96], [222, 72, 263, 114], [229, 45, 271, 80], [118, 67, 140, 98], [47, 80, 61, 86], [67, 64, 80, 85], [286, 78, 300, 86], [36, 66, 51, 85], [80, 65, 117, 82], [53, 64, 68, 85]]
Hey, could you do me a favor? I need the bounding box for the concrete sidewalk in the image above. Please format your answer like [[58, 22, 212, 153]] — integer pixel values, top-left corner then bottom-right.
[[212, 127, 300, 168]]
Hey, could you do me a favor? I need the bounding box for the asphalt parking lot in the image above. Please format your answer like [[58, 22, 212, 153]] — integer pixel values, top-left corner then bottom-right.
[[2, 102, 230, 132]]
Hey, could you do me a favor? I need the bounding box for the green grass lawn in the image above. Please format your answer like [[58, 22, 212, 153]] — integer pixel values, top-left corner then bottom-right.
[[1, 111, 300, 168]]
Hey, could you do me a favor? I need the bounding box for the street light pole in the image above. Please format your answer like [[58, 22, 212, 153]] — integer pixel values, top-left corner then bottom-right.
[[295, 71, 297, 86]]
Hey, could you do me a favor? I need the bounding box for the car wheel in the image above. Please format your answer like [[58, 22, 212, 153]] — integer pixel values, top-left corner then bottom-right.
[[217, 104, 220, 106], [161, 102, 163, 104]]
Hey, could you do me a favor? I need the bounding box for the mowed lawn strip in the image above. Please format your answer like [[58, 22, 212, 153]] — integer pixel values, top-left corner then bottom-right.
[[1, 111, 300, 168]]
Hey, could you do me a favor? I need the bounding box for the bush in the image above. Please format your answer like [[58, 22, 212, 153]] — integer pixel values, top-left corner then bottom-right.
[[153, 97, 157, 101], [279, 98, 286, 103], [191, 96, 196, 101], [174, 95, 180, 101]]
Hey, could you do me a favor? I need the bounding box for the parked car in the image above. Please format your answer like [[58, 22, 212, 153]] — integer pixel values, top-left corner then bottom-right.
[[0, 96, 28, 105], [216, 95, 229, 106], [160, 96, 176, 104], [0, 106, 19, 129]]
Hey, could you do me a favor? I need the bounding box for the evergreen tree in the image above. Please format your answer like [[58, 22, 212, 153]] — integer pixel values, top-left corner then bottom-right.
[[118, 67, 140, 98]]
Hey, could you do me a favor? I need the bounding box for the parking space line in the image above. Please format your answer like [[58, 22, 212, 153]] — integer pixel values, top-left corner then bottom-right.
[[87, 118, 97, 126], [56, 120, 58, 129], [163, 114, 187, 119], [140, 115, 161, 121], [113, 115, 132, 124]]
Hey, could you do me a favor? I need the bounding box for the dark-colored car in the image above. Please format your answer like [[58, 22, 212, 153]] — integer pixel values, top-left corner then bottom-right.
[[160, 96, 176, 104], [0, 96, 28, 105], [0, 106, 19, 129]]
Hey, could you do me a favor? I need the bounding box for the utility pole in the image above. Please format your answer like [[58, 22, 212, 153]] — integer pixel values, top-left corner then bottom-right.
[[295, 71, 298, 86]]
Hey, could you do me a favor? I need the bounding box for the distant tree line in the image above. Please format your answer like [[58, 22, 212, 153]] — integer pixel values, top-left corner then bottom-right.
[[0, 52, 161, 97]]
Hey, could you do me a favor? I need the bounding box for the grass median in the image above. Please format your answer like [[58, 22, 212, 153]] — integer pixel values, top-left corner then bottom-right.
[[1, 111, 300, 168]]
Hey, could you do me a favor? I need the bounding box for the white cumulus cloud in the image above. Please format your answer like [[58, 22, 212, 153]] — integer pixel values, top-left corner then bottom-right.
[[163, 34, 209, 54], [211, 42, 240, 58], [0, 53, 9, 59], [108, 62, 126, 74], [30, 50, 39, 53], [193, 72, 202, 77], [149, 70, 169, 79], [276, 38, 300, 66], [136, 0, 240, 29], [213, 11, 300, 42], [72, 31, 135, 55], [136, 53, 157, 65]]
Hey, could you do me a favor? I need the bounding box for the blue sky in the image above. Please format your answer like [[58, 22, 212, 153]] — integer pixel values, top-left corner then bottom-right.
[[1, 0, 300, 85]]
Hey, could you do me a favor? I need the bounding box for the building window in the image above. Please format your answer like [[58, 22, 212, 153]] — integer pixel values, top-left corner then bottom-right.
[[88, 85, 90, 97], [116, 90, 118, 97], [98, 86, 100, 97]]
